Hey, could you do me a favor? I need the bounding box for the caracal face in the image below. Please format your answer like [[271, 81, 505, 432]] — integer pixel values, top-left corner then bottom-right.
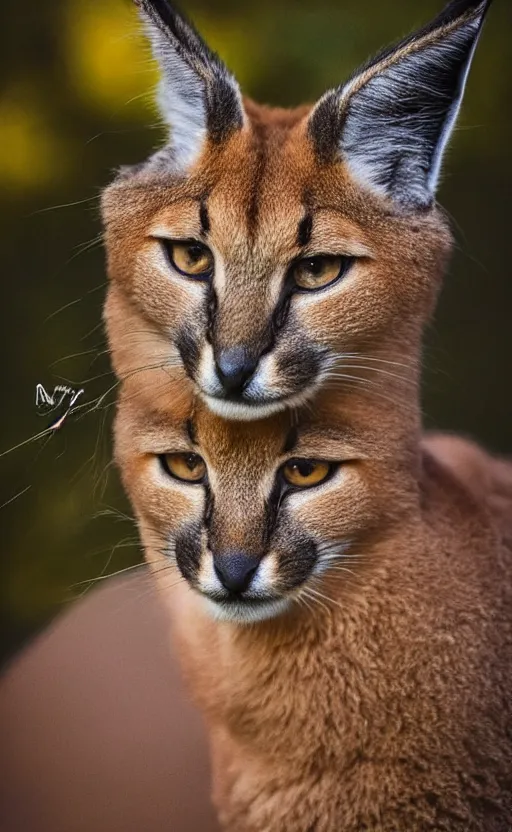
[[114, 390, 403, 624], [102, 0, 491, 420]]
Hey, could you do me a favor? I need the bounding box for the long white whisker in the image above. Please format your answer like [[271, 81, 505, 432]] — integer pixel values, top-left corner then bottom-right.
[[331, 353, 415, 370], [334, 364, 412, 383], [300, 586, 332, 616]]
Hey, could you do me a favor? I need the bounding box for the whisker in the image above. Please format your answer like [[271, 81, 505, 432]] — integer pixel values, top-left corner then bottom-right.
[[300, 586, 331, 616], [0, 485, 32, 511], [323, 376, 417, 414], [322, 565, 360, 578], [81, 322, 104, 342], [71, 558, 144, 588], [306, 584, 348, 613], [31, 195, 99, 216], [334, 364, 412, 384], [332, 353, 415, 370], [293, 590, 315, 617], [50, 348, 102, 367], [0, 426, 56, 459]]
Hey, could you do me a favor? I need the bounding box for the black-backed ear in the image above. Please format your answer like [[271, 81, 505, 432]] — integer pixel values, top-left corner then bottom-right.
[[134, 0, 245, 170], [309, 0, 492, 211]]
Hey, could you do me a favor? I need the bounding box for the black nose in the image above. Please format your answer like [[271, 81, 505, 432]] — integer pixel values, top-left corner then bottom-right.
[[213, 551, 260, 594], [215, 347, 258, 397]]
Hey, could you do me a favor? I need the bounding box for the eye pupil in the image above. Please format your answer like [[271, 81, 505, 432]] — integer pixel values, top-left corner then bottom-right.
[[188, 246, 203, 262], [305, 259, 323, 275], [292, 254, 354, 291], [293, 460, 314, 477], [282, 458, 333, 489]]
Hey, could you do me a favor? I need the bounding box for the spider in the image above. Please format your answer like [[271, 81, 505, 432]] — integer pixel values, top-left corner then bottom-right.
[[35, 384, 84, 431]]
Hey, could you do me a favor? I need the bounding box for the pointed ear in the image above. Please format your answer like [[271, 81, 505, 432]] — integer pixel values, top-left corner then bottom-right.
[[309, 0, 492, 211], [134, 0, 245, 170]]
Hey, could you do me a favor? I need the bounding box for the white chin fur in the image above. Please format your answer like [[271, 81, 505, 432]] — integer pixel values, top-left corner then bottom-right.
[[201, 595, 291, 624], [202, 396, 287, 421], [201, 387, 316, 422]]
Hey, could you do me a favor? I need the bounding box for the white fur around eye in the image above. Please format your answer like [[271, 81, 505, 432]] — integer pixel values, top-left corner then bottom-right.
[[292, 264, 359, 311]]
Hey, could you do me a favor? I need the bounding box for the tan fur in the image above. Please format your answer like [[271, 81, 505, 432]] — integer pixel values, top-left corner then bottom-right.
[[103, 102, 512, 832], [103, 99, 451, 417], [113, 380, 512, 831], [102, 4, 511, 829]]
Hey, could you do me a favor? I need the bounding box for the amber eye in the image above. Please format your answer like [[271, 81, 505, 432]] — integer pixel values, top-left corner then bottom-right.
[[282, 459, 333, 489], [165, 240, 214, 279], [292, 255, 353, 291], [160, 452, 206, 483]]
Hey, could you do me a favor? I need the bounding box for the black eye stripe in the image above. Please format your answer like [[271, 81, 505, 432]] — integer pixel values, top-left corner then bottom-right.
[[270, 254, 356, 341], [199, 201, 210, 236], [297, 213, 313, 248], [282, 425, 298, 455], [203, 479, 214, 532], [206, 282, 218, 345], [175, 523, 203, 584], [263, 476, 284, 545], [186, 419, 197, 445], [176, 327, 200, 378]]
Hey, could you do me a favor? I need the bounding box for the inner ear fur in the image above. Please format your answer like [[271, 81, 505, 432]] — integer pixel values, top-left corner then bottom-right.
[[134, 0, 245, 170], [309, 0, 492, 211]]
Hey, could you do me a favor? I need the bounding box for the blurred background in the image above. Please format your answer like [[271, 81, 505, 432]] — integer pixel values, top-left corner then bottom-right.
[[1, 0, 511, 664]]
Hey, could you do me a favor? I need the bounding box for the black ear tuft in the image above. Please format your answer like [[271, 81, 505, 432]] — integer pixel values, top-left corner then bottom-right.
[[309, 0, 492, 210], [134, 0, 245, 169]]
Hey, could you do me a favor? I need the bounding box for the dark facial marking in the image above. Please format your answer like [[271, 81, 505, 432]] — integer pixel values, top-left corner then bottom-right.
[[176, 327, 200, 378], [279, 534, 318, 590], [175, 522, 203, 585], [202, 479, 214, 531], [276, 343, 322, 387], [282, 425, 299, 455], [205, 281, 218, 345], [263, 475, 286, 547], [270, 269, 296, 339], [297, 213, 313, 248], [199, 200, 210, 236], [308, 90, 346, 164], [186, 419, 197, 445]]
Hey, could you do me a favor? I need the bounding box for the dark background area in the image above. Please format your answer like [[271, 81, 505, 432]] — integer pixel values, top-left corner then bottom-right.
[[1, 0, 510, 663]]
